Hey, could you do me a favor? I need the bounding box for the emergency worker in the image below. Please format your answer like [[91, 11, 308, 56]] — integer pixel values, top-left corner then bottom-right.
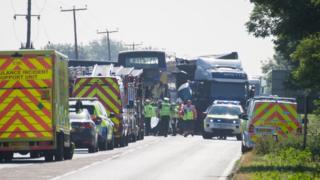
[[144, 99, 153, 136], [182, 100, 197, 137], [159, 97, 171, 137], [153, 100, 162, 136], [170, 103, 179, 136]]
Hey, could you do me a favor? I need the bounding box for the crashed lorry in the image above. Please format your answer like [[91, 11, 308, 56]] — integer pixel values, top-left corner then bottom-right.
[[0, 50, 74, 162], [176, 52, 250, 132]]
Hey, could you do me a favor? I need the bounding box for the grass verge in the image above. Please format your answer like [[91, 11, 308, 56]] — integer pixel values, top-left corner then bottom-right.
[[233, 115, 320, 180]]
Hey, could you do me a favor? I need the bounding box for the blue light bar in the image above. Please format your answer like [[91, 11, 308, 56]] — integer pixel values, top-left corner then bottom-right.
[[213, 100, 241, 105]]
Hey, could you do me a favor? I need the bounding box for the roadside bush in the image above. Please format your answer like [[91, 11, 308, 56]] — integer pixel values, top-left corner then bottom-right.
[[254, 135, 303, 155]]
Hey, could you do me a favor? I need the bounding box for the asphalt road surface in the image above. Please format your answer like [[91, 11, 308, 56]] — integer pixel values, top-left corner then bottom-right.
[[0, 136, 241, 180]]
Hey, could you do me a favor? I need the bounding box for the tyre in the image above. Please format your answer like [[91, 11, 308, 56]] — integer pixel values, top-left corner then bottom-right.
[[202, 132, 212, 139], [30, 152, 40, 158], [131, 134, 137, 143], [99, 138, 108, 151], [3, 152, 13, 162], [119, 136, 125, 147], [107, 135, 114, 150], [241, 143, 248, 153], [64, 142, 75, 160], [124, 135, 129, 146], [55, 134, 64, 161], [236, 134, 242, 141], [88, 145, 96, 153], [45, 153, 54, 162]]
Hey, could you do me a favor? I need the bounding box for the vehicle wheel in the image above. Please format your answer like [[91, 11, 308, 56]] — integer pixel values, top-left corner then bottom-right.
[[64, 142, 75, 160], [55, 134, 64, 161], [202, 132, 212, 139], [3, 152, 13, 162], [131, 134, 137, 143], [88, 145, 96, 153], [107, 135, 114, 150], [125, 135, 129, 146], [119, 136, 125, 147], [241, 143, 248, 153], [99, 138, 108, 151], [223, 136, 227, 140], [236, 134, 242, 141], [30, 152, 40, 158], [45, 153, 54, 162]]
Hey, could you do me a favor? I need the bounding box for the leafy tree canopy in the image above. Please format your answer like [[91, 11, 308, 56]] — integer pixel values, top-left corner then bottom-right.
[[43, 36, 127, 61]]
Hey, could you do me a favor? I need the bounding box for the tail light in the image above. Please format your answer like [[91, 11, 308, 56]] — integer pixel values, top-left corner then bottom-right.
[[82, 122, 94, 129], [249, 124, 254, 133]]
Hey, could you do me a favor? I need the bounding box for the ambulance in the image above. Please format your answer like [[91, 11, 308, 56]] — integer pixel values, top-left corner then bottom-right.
[[241, 96, 302, 153], [0, 50, 74, 161]]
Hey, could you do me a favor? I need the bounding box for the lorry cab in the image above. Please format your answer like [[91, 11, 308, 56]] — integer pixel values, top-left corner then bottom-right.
[[241, 96, 302, 153]]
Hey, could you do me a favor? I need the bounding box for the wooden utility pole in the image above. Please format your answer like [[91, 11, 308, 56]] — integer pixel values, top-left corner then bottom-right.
[[14, 0, 40, 49], [303, 90, 310, 149], [97, 29, 118, 61], [61, 5, 87, 60]]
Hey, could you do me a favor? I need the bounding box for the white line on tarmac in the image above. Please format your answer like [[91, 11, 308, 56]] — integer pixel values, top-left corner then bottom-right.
[[51, 139, 159, 180], [218, 152, 241, 180]]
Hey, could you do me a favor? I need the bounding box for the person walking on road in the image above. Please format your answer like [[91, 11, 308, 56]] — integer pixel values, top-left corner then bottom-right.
[[144, 99, 154, 136], [159, 97, 171, 137], [182, 100, 197, 137], [170, 102, 179, 136]]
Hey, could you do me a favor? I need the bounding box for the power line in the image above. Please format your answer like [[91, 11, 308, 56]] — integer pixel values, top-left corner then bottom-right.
[[97, 29, 119, 61], [14, 0, 40, 49], [125, 42, 143, 51], [60, 5, 87, 60]]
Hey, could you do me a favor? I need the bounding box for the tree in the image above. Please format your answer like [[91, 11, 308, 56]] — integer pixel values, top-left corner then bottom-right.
[[43, 37, 128, 61], [43, 43, 89, 60], [291, 34, 320, 90], [247, 0, 320, 61]]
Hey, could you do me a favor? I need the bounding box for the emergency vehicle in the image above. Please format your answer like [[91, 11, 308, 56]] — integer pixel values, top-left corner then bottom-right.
[[241, 96, 302, 153], [0, 50, 74, 162], [72, 64, 144, 147]]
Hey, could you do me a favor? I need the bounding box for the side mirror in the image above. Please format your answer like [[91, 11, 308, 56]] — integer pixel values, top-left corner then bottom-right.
[[109, 112, 115, 118], [239, 113, 248, 120]]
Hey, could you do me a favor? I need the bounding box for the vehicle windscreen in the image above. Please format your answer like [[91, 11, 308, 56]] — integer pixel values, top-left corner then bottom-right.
[[208, 105, 242, 116], [69, 112, 87, 119], [69, 105, 95, 115], [211, 82, 247, 100], [125, 57, 159, 68]]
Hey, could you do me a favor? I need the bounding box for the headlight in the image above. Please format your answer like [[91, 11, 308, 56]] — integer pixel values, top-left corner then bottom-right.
[[233, 119, 240, 124], [205, 118, 214, 123]]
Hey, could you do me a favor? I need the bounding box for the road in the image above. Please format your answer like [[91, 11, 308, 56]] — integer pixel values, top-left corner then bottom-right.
[[0, 136, 241, 180]]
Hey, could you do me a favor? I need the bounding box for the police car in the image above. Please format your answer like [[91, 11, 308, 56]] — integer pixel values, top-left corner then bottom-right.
[[202, 100, 243, 140]]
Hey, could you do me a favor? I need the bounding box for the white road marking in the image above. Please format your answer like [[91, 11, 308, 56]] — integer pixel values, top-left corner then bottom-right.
[[219, 151, 241, 180]]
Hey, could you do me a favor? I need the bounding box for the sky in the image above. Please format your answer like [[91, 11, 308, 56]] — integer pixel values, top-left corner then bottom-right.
[[0, 0, 275, 76]]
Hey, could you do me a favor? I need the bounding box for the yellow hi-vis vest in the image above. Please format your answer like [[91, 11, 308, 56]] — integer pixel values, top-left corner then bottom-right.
[[144, 104, 153, 118], [183, 106, 194, 121], [171, 105, 179, 118], [160, 102, 171, 116]]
